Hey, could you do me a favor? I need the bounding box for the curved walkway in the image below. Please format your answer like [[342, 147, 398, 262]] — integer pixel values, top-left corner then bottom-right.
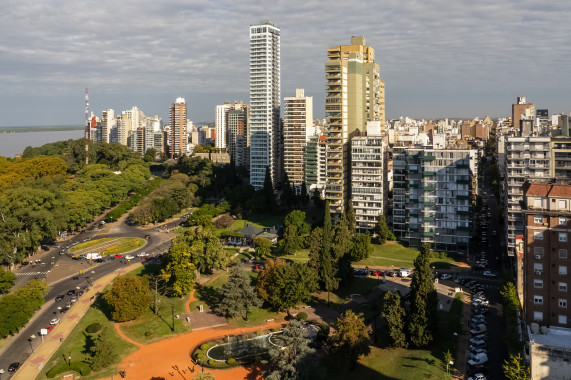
[[114, 323, 144, 348], [184, 289, 197, 313], [112, 320, 285, 380]]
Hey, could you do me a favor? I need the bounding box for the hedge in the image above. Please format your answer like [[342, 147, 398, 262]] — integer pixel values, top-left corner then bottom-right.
[[86, 322, 102, 334], [296, 312, 308, 321], [46, 361, 91, 378]]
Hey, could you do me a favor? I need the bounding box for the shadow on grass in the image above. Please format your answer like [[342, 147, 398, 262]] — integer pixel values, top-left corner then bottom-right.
[[81, 332, 96, 357], [137, 263, 162, 277], [195, 286, 220, 309]]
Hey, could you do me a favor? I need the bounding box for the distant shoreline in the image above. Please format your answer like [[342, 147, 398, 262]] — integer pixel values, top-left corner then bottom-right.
[[0, 126, 83, 133]]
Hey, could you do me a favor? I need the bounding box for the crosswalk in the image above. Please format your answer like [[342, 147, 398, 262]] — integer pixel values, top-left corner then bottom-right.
[[16, 271, 50, 276]]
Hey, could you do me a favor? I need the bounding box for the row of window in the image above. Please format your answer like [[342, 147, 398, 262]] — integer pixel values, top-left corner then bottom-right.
[[534, 280, 567, 291], [532, 312, 567, 324], [534, 247, 567, 258], [534, 263, 568, 275], [534, 231, 569, 242], [533, 216, 567, 225], [533, 295, 567, 308]]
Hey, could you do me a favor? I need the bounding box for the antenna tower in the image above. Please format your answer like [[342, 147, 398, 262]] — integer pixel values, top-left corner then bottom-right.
[[84, 88, 89, 165]]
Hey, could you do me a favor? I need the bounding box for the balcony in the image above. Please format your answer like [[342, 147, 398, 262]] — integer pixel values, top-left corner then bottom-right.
[[456, 195, 470, 200], [423, 155, 436, 162], [456, 164, 470, 169], [423, 232, 436, 237], [424, 202, 436, 207], [456, 179, 470, 185], [424, 186, 436, 192], [424, 171, 436, 176]]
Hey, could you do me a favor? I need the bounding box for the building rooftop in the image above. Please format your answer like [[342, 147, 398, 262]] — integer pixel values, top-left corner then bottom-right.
[[529, 326, 571, 349], [525, 183, 571, 198]]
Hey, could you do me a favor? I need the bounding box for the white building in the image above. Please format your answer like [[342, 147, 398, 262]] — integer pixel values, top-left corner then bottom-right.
[[249, 20, 281, 189], [283, 88, 313, 186], [215, 104, 229, 149]]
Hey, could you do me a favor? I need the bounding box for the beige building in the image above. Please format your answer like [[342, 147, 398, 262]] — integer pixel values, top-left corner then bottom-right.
[[227, 102, 250, 169], [283, 88, 313, 186], [169, 97, 187, 158], [324, 36, 385, 216]]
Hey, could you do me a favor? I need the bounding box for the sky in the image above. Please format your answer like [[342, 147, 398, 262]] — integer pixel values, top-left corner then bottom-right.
[[1, 0, 571, 127]]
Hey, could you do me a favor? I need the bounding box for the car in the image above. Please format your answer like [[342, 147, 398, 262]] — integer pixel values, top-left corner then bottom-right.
[[145, 234, 150, 239], [467, 373, 487, 380], [387, 271, 397, 277], [67, 289, 76, 296], [471, 334, 486, 341], [8, 362, 20, 372], [470, 325, 487, 335], [354, 269, 367, 275], [77, 290, 84, 296], [252, 264, 263, 272], [468, 353, 489, 366], [137, 252, 147, 257], [472, 318, 486, 325], [60, 306, 70, 313], [45, 324, 55, 333], [125, 255, 135, 260], [50, 318, 60, 325], [72, 255, 81, 260], [470, 338, 487, 345], [487, 213, 491, 218], [70, 296, 78, 303], [371, 270, 383, 276], [492, 230, 497, 236], [473, 299, 489, 306], [141, 256, 151, 259], [114, 254, 123, 258], [469, 350, 487, 360], [482, 271, 497, 278], [21, 261, 29, 266], [55, 295, 65, 302], [440, 274, 452, 280], [95, 258, 105, 263]]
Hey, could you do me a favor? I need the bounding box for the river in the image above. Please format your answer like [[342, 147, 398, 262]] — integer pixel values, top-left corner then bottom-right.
[[0, 129, 84, 157]]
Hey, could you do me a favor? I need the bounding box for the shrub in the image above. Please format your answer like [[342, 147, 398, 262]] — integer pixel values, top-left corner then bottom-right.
[[296, 312, 308, 321], [200, 343, 211, 350], [71, 362, 91, 376], [270, 328, 279, 332], [195, 351, 205, 360], [214, 214, 235, 229], [145, 330, 153, 337], [226, 358, 236, 365], [256, 330, 265, 336], [46, 362, 91, 378], [85, 322, 102, 334], [207, 359, 215, 365]]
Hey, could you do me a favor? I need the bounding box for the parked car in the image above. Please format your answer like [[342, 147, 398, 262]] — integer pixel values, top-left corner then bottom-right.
[[470, 338, 487, 345], [468, 373, 487, 380], [45, 325, 55, 333], [67, 289, 76, 296], [470, 324, 487, 334], [125, 255, 135, 260], [482, 270, 497, 278], [50, 318, 60, 325], [469, 350, 487, 360], [70, 296, 78, 303], [354, 269, 367, 275], [55, 295, 65, 302], [399, 268, 411, 277], [471, 334, 486, 341], [470, 342, 487, 350], [8, 362, 20, 372], [60, 306, 70, 313], [137, 252, 147, 257], [468, 353, 488, 366], [114, 254, 123, 258], [440, 273, 452, 280], [371, 270, 383, 276]]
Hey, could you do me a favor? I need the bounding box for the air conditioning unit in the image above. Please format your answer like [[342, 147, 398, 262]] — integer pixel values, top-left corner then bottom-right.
[[535, 270, 543, 275], [535, 254, 543, 259]]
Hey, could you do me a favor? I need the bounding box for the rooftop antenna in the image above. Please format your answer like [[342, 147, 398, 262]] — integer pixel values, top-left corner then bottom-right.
[[84, 88, 89, 165]]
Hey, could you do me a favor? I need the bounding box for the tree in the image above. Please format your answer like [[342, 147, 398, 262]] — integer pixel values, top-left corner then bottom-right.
[[332, 216, 352, 260], [103, 275, 153, 322], [503, 353, 530, 380], [257, 258, 286, 301], [89, 327, 117, 370], [262, 263, 318, 313], [344, 202, 356, 237], [281, 172, 295, 210], [180, 226, 232, 274], [443, 350, 454, 376], [331, 310, 371, 369], [266, 320, 321, 380], [307, 227, 322, 270], [381, 291, 407, 348], [261, 166, 277, 211], [217, 267, 262, 321], [300, 182, 309, 207], [161, 241, 197, 297], [253, 236, 272, 258], [284, 210, 311, 235], [374, 214, 389, 245], [319, 202, 338, 305], [349, 234, 372, 261], [408, 244, 438, 347], [282, 225, 301, 256], [192, 374, 215, 380], [0, 267, 16, 293]]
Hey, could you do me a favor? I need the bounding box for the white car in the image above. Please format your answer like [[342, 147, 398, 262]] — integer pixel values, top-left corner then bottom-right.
[[482, 270, 497, 278], [468, 374, 487, 380], [125, 255, 135, 260], [468, 353, 488, 366], [137, 252, 147, 257], [469, 350, 487, 359], [440, 274, 452, 280], [49, 318, 60, 325]]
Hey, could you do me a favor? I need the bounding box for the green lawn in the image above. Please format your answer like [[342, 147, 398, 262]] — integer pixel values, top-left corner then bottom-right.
[[215, 213, 286, 237], [69, 237, 145, 256], [355, 242, 462, 269], [36, 298, 138, 380]]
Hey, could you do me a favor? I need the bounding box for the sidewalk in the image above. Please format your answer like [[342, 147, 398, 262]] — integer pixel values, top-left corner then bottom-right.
[[454, 292, 472, 379], [13, 262, 143, 380]]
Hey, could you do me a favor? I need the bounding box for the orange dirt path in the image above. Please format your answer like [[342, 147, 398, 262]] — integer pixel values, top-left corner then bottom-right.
[[110, 320, 285, 380], [185, 289, 197, 313], [114, 322, 144, 348]]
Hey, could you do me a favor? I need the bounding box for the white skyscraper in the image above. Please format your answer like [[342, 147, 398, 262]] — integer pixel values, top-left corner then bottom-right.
[[215, 104, 229, 149], [249, 20, 281, 189]]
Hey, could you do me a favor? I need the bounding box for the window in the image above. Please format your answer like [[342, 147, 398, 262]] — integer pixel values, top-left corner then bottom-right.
[[559, 315, 568, 325], [534, 279, 543, 288], [560, 233, 568, 242], [534, 215, 543, 224], [560, 249, 568, 259], [534, 247, 544, 256], [534, 311, 543, 321], [534, 295, 543, 304], [561, 217, 567, 226], [534, 231, 544, 240], [559, 299, 567, 308], [560, 266, 568, 275], [534, 199, 542, 208], [560, 282, 568, 292], [559, 200, 568, 209]]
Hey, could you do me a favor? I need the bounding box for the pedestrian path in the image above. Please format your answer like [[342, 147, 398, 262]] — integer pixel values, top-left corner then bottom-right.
[[16, 271, 50, 276], [12, 262, 143, 380]]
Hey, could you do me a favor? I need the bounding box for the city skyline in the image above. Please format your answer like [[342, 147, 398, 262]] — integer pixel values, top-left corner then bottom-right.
[[2, 0, 571, 127]]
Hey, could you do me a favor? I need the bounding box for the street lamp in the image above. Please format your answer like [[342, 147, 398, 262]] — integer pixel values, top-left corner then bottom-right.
[[171, 303, 175, 332], [0, 368, 4, 380], [28, 335, 36, 353]]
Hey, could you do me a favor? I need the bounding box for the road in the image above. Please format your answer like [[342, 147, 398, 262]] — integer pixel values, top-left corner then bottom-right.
[[0, 214, 184, 376]]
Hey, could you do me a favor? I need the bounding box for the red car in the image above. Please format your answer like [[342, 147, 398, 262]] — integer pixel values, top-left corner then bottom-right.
[[45, 325, 55, 333], [372, 270, 384, 276], [141, 256, 151, 259], [114, 254, 123, 258]]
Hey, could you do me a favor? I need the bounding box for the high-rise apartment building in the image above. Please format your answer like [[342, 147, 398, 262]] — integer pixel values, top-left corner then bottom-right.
[[523, 183, 571, 328], [504, 136, 552, 257], [249, 21, 280, 189], [351, 133, 385, 233], [324, 36, 385, 216], [101, 109, 115, 144], [393, 147, 477, 253], [169, 97, 187, 159], [215, 104, 230, 150], [283, 88, 313, 186], [512, 96, 535, 131], [227, 102, 250, 169]]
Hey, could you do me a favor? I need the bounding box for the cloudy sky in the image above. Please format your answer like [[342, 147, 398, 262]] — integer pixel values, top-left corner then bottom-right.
[[1, 0, 571, 126]]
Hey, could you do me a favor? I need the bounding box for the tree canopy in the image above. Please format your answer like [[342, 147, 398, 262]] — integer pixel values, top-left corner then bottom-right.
[[103, 275, 153, 322], [331, 310, 371, 369], [216, 267, 262, 320]]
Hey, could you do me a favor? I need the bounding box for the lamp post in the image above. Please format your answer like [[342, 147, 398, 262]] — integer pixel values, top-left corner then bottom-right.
[[28, 335, 36, 353], [0, 368, 4, 380], [171, 303, 175, 332]]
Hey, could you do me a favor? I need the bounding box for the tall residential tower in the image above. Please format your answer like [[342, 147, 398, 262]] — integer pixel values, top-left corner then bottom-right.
[[283, 88, 313, 186], [249, 21, 281, 189], [324, 36, 385, 216], [169, 97, 187, 159]]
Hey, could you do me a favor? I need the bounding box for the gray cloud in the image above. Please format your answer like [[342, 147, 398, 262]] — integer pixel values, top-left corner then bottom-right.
[[1, 0, 570, 126]]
